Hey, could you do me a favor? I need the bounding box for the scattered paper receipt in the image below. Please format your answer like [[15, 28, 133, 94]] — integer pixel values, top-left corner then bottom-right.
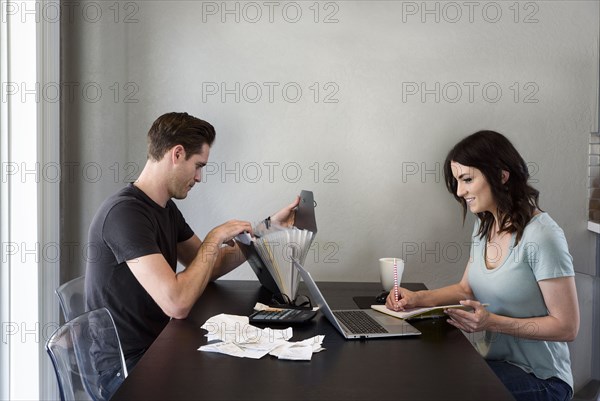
[[198, 313, 325, 361]]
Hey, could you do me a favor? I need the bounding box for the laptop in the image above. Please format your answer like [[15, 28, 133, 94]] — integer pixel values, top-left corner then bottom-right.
[[292, 259, 421, 339]]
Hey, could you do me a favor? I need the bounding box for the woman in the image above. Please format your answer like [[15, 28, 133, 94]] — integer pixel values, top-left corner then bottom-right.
[[386, 130, 579, 401]]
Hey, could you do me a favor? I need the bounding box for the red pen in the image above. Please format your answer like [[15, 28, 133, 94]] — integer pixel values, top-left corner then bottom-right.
[[393, 258, 399, 303]]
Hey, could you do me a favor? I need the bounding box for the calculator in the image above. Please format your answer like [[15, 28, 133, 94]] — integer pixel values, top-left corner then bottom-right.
[[249, 308, 317, 324]]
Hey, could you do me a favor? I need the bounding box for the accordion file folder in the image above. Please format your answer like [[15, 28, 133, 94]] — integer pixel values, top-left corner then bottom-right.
[[238, 190, 317, 297]]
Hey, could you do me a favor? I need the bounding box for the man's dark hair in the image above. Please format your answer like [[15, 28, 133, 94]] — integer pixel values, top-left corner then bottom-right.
[[147, 112, 216, 161], [443, 130, 540, 245]]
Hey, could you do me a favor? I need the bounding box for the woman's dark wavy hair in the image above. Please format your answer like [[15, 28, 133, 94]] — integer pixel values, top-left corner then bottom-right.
[[443, 130, 540, 245]]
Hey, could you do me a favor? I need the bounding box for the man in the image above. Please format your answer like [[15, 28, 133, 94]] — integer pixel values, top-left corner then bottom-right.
[[85, 112, 298, 374]]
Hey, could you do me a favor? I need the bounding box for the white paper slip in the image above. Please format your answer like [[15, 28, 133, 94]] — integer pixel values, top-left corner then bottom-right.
[[198, 313, 325, 361], [371, 303, 489, 320], [199, 341, 248, 358], [269, 335, 325, 361]]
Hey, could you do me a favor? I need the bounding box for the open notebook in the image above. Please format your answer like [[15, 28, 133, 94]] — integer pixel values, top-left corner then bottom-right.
[[371, 303, 489, 320]]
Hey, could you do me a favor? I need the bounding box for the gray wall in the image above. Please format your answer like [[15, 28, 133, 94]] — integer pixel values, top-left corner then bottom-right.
[[62, 0, 599, 390]]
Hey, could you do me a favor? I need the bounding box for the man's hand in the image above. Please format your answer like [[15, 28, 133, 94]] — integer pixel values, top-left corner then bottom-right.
[[270, 196, 301, 227], [204, 220, 253, 247]]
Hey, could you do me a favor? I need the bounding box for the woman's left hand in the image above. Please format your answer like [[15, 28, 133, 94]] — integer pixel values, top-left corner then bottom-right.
[[444, 300, 492, 333]]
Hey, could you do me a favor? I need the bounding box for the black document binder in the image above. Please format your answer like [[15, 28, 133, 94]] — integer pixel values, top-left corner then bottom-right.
[[238, 190, 317, 295]]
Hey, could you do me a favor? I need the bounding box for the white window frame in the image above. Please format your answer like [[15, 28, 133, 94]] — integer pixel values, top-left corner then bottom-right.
[[0, 1, 60, 399]]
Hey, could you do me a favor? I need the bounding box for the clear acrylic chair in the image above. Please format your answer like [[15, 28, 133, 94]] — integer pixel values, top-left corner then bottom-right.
[[46, 307, 129, 401], [55, 276, 86, 322]]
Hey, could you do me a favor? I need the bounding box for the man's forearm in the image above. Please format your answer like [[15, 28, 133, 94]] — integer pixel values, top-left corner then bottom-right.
[[168, 241, 222, 318], [210, 243, 246, 280]]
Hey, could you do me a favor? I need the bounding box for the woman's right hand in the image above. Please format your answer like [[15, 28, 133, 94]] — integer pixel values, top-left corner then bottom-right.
[[385, 287, 420, 311]]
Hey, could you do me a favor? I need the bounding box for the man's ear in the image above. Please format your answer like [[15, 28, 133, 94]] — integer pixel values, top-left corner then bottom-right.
[[501, 170, 510, 184], [171, 145, 185, 164]]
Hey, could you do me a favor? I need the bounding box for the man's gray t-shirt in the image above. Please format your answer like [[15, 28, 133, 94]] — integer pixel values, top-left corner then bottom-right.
[[85, 183, 194, 362]]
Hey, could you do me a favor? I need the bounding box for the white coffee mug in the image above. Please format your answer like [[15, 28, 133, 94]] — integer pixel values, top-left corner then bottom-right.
[[379, 258, 404, 291]]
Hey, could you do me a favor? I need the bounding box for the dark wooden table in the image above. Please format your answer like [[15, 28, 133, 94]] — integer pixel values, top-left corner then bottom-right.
[[112, 280, 514, 400]]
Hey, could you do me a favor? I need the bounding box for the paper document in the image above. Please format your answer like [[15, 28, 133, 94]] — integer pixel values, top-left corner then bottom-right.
[[269, 335, 325, 360], [253, 227, 315, 300], [198, 313, 324, 361]]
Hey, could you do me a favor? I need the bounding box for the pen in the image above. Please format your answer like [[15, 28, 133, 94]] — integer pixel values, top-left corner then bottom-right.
[[393, 258, 399, 303]]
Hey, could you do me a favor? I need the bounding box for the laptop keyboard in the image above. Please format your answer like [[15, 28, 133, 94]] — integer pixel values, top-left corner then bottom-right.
[[333, 311, 388, 334]]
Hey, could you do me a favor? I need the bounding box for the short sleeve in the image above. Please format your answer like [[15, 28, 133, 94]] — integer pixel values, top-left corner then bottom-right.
[[172, 202, 194, 243], [102, 201, 161, 263], [525, 223, 574, 281]]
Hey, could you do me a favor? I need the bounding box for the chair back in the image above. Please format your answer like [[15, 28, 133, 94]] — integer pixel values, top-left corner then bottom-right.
[[55, 276, 86, 321], [46, 307, 128, 401]]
